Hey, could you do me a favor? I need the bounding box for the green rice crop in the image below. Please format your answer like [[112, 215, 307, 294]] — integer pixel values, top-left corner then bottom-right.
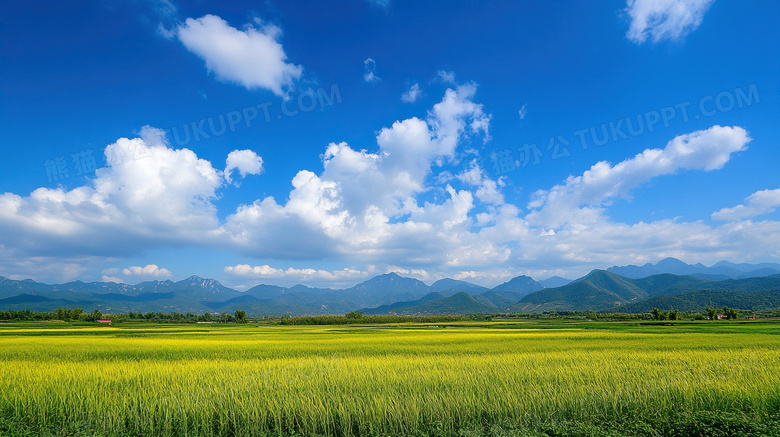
[[1, 321, 779, 436]]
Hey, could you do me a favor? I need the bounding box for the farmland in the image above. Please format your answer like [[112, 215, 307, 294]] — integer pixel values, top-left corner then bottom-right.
[[1, 320, 779, 436]]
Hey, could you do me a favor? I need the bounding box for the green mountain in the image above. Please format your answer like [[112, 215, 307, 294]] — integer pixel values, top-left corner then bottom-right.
[[364, 291, 497, 315], [607, 257, 780, 279], [340, 273, 431, 307], [510, 271, 646, 312], [511, 272, 780, 313], [539, 276, 572, 288], [490, 275, 543, 296], [0, 273, 438, 316], [615, 288, 780, 313], [4, 270, 780, 317], [477, 290, 526, 310], [429, 278, 488, 294]]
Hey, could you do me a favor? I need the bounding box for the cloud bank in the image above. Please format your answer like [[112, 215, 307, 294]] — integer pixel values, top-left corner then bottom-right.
[[0, 86, 777, 286]]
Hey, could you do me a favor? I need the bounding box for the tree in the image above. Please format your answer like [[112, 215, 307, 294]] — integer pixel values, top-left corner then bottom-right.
[[668, 309, 679, 321], [706, 307, 718, 321], [723, 306, 738, 320], [55, 308, 67, 321], [90, 309, 103, 322], [652, 308, 662, 321], [69, 308, 83, 321], [345, 311, 364, 320], [234, 310, 247, 323]]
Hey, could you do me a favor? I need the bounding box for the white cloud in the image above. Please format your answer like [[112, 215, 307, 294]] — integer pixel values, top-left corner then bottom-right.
[[2, 80, 779, 286], [225, 149, 264, 184], [527, 125, 750, 228], [712, 188, 780, 221], [225, 264, 370, 282], [457, 160, 505, 205], [176, 15, 302, 96], [437, 70, 456, 85], [518, 104, 527, 119], [222, 83, 494, 266], [625, 0, 715, 44], [402, 83, 422, 103], [0, 126, 232, 262], [102, 275, 124, 283], [122, 264, 172, 278], [363, 58, 380, 82]]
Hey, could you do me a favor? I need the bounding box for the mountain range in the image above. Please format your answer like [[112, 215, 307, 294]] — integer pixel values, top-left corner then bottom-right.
[[511, 271, 780, 312], [607, 257, 780, 281], [1, 258, 779, 316], [0, 271, 543, 316]]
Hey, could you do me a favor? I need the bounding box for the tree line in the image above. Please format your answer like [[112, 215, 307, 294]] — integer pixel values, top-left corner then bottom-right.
[[652, 306, 741, 321], [0, 308, 248, 323]]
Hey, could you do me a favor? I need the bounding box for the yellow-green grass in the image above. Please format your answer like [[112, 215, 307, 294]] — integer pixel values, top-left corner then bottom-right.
[[1, 321, 779, 436]]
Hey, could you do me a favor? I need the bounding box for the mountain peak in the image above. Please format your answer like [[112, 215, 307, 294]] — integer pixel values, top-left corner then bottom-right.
[[656, 257, 688, 267], [345, 273, 431, 307], [359, 272, 416, 285], [584, 269, 615, 278], [430, 278, 487, 293], [491, 275, 543, 296], [539, 276, 572, 288]]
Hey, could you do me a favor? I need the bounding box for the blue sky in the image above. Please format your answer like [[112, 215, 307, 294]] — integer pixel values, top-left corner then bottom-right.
[[0, 0, 778, 288]]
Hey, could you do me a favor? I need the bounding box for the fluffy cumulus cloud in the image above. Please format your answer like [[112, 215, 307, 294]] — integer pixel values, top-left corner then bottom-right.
[[221, 82, 495, 266], [225, 149, 263, 184], [625, 0, 715, 44], [122, 264, 172, 278], [526, 125, 750, 228], [712, 188, 780, 221], [0, 126, 261, 264], [176, 15, 302, 96], [402, 83, 422, 103]]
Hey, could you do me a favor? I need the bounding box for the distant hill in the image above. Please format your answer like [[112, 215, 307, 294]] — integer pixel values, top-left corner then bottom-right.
[[477, 289, 526, 310], [512, 271, 780, 313], [511, 271, 646, 312], [364, 291, 497, 315], [607, 258, 780, 280], [539, 276, 572, 288], [0, 273, 452, 316], [340, 273, 431, 307], [3, 267, 780, 317], [490, 275, 543, 296], [429, 278, 488, 294], [615, 288, 780, 313]]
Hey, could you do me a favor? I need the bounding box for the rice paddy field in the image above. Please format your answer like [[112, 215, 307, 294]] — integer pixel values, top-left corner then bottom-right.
[[1, 320, 779, 436]]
